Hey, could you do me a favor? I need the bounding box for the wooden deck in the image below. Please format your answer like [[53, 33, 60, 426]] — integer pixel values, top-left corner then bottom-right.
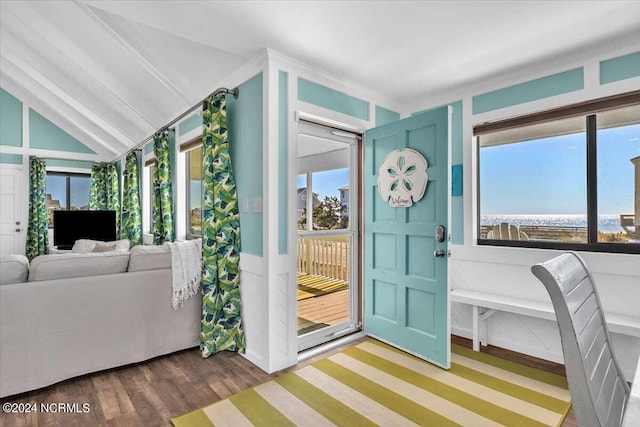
[[297, 274, 350, 335]]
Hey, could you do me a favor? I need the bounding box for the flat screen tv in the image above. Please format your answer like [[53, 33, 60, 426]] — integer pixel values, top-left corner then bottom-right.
[[53, 210, 117, 250]]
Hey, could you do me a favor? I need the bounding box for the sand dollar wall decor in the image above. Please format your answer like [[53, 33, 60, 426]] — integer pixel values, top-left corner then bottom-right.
[[377, 148, 428, 207]]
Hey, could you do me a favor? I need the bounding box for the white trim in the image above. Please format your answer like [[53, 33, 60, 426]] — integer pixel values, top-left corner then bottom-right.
[[450, 326, 564, 364], [296, 101, 370, 133], [0, 145, 100, 162], [296, 111, 365, 134], [0, 163, 23, 170], [404, 42, 640, 114], [451, 244, 639, 277], [267, 49, 404, 116], [446, 105, 453, 369], [45, 166, 91, 174], [22, 103, 29, 149]]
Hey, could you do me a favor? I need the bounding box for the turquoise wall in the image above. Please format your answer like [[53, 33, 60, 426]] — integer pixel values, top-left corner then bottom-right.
[[228, 73, 264, 257], [29, 109, 95, 154], [179, 112, 202, 136], [279, 71, 288, 255], [1, 87, 97, 166], [375, 105, 400, 126], [0, 153, 22, 164], [472, 68, 584, 114], [0, 88, 22, 148], [298, 78, 369, 120], [45, 159, 94, 169], [600, 51, 640, 84]]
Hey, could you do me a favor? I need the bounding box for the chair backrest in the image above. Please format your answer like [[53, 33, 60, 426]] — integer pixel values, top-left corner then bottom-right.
[[531, 252, 630, 427], [487, 222, 529, 240]]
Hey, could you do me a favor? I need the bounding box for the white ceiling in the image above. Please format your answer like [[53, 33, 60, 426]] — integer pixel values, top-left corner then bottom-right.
[[1, 1, 639, 161]]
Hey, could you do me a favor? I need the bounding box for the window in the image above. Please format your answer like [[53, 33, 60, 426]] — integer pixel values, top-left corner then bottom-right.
[[185, 145, 202, 238], [45, 172, 91, 227], [144, 162, 154, 234], [476, 92, 639, 254]]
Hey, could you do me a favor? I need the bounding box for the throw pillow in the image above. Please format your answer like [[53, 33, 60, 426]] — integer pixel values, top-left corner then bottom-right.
[[72, 239, 97, 254], [93, 243, 116, 253], [72, 239, 131, 253]]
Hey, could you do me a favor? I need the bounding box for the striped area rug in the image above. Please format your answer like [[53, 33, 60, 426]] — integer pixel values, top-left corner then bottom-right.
[[172, 339, 571, 427]]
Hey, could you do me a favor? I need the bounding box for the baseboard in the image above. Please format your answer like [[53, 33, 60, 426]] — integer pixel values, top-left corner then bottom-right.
[[451, 326, 564, 365]]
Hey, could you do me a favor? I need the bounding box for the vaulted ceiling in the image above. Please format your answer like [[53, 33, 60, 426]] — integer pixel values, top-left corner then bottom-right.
[[1, 1, 639, 161]]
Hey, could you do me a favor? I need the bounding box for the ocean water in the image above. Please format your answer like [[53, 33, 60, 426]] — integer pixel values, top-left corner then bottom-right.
[[481, 214, 627, 233]]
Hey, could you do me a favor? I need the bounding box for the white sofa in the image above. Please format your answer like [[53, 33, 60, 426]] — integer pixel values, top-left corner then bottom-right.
[[0, 245, 201, 397]]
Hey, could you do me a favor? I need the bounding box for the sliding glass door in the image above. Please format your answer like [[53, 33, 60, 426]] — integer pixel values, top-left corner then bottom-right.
[[297, 121, 360, 351]]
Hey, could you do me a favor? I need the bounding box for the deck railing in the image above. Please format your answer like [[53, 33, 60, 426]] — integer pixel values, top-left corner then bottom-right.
[[297, 235, 349, 281], [479, 225, 637, 242]]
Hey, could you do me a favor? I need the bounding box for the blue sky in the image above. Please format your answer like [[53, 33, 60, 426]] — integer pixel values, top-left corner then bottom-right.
[[298, 168, 349, 200], [46, 175, 90, 209], [480, 123, 639, 215]]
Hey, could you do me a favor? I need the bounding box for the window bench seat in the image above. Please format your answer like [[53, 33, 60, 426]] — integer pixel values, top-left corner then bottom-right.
[[450, 289, 640, 351]]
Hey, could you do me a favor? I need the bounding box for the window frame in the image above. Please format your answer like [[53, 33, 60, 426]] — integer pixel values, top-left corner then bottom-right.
[[45, 171, 91, 228], [475, 90, 640, 255], [183, 141, 202, 240]]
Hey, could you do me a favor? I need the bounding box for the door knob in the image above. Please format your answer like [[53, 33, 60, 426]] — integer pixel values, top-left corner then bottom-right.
[[434, 249, 445, 258], [15, 221, 20, 225], [15, 228, 22, 232]]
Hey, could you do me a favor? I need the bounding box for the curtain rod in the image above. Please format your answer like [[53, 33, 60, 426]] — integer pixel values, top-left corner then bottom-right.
[[113, 86, 239, 162]]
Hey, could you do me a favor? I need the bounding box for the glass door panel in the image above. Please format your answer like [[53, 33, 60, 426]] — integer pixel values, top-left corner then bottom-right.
[[297, 122, 359, 351]]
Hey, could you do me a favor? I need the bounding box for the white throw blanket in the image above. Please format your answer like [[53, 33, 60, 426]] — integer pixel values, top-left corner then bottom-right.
[[166, 238, 202, 309]]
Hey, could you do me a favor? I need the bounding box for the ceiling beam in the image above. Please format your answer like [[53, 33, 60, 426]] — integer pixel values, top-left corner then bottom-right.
[[0, 5, 160, 132], [1, 70, 119, 160], [1, 48, 133, 152], [73, 0, 193, 107], [0, 53, 130, 157]]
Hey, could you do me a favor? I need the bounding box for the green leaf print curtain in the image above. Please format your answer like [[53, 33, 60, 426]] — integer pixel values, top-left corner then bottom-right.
[[120, 151, 142, 246], [200, 95, 245, 357], [25, 157, 48, 261], [89, 163, 120, 233], [152, 132, 175, 244]]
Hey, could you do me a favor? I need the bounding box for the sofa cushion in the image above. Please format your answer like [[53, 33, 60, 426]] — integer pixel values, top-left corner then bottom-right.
[[128, 244, 171, 272], [0, 255, 29, 285], [28, 251, 130, 282], [72, 239, 131, 254]]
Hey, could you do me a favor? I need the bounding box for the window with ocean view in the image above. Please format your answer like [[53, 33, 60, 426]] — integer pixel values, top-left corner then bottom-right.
[[476, 92, 639, 254], [597, 105, 639, 244]]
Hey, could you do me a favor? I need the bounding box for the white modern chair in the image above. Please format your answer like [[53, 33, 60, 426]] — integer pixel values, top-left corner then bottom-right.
[[531, 252, 630, 427], [487, 222, 529, 240]]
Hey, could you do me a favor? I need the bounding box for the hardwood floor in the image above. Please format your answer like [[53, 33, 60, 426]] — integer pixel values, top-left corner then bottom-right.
[[1, 336, 576, 426]]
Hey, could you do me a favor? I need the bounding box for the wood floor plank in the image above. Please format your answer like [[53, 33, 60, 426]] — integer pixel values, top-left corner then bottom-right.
[[0, 337, 576, 427]]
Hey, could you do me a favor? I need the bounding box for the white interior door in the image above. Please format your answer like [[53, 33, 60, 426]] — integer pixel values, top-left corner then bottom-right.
[[0, 167, 25, 256]]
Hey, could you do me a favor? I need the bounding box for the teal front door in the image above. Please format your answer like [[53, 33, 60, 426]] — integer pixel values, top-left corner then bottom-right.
[[364, 107, 450, 368]]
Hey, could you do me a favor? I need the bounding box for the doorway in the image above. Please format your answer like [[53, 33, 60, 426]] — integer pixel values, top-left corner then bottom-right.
[[296, 120, 361, 352], [0, 167, 25, 256]]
